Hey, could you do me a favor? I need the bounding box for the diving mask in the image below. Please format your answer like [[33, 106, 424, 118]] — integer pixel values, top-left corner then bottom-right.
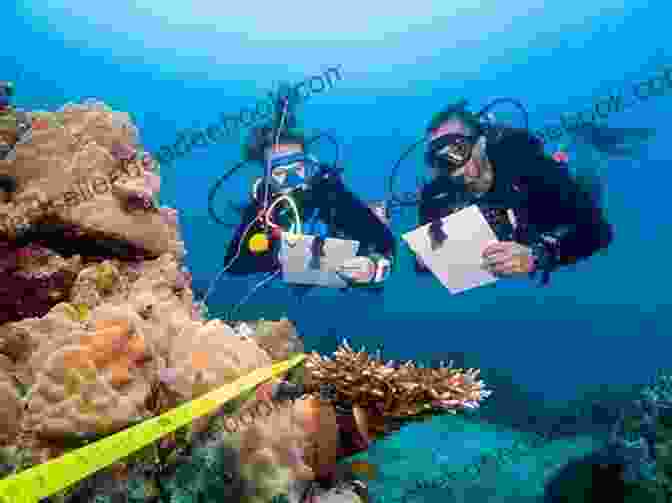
[[267, 151, 320, 192], [426, 133, 480, 171], [0, 82, 13, 108]]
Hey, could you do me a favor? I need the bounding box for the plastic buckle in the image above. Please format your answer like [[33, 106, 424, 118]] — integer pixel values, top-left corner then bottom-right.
[[284, 232, 300, 247]]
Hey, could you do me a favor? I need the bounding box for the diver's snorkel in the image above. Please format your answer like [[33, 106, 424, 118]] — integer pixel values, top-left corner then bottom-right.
[[205, 87, 344, 317], [207, 130, 341, 229], [261, 97, 292, 214]]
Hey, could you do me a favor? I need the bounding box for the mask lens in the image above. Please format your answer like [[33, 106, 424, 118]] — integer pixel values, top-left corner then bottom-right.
[[271, 167, 288, 184], [438, 139, 469, 162], [273, 162, 305, 188], [429, 134, 476, 169]]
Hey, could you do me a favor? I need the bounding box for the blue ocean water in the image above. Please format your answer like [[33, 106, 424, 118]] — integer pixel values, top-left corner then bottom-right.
[[4, 0, 672, 500]]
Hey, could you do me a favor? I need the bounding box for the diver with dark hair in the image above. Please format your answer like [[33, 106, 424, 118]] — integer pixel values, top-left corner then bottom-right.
[[0, 81, 32, 162], [394, 99, 613, 285], [569, 122, 656, 158], [210, 89, 395, 295]]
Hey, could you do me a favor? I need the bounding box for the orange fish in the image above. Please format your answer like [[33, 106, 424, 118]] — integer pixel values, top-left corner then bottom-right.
[[347, 460, 378, 480]]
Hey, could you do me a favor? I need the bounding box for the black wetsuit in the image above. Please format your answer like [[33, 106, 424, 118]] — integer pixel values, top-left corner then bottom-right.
[[223, 168, 396, 277], [417, 128, 613, 282]]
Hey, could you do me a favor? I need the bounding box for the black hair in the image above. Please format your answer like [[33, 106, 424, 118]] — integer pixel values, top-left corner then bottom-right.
[[425, 99, 482, 136], [243, 81, 307, 163]]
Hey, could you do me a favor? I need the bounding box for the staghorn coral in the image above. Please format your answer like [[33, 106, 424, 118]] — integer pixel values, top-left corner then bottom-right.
[[304, 339, 491, 419]]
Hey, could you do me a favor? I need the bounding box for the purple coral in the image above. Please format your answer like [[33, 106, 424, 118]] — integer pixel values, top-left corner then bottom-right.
[[125, 191, 154, 212], [140, 152, 154, 171], [110, 142, 137, 161], [288, 445, 304, 466], [191, 302, 204, 320], [144, 172, 161, 195], [174, 268, 191, 290], [0, 243, 18, 272], [0, 269, 74, 323], [159, 207, 178, 227], [158, 367, 179, 386]]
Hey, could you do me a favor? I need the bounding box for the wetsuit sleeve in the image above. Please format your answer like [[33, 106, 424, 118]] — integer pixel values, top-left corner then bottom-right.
[[414, 189, 433, 274], [309, 173, 397, 272], [520, 145, 613, 283], [221, 200, 278, 275]]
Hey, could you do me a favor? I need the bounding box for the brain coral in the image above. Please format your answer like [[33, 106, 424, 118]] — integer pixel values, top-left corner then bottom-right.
[[246, 318, 305, 362], [165, 319, 271, 402], [231, 396, 339, 488], [23, 303, 155, 437], [0, 354, 22, 443]]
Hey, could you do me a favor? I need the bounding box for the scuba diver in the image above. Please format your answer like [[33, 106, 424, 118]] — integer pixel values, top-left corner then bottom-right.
[[0, 81, 32, 162], [207, 87, 395, 308], [568, 122, 656, 158], [391, 99, 613, 285]]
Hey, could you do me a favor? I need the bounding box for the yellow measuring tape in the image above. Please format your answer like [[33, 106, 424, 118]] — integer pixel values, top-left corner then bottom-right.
[[0, 353, 306, 503]]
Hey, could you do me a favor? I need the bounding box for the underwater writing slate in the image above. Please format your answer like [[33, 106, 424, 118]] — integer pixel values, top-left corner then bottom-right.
[[402, 204, 499, 294]]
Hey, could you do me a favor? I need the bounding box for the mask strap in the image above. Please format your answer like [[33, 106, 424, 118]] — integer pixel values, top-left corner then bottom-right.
[[270, 152, 307, 169], [477, 135, 488, 160]]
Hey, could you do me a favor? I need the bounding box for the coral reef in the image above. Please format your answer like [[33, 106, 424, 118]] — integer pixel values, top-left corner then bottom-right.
[[238, 318, 305, 362], [543, 371, 672, 502], [0, 94, 489, 503], [304, 340, 490, 417]]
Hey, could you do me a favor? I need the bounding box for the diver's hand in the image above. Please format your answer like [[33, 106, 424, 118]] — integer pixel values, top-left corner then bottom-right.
[[481, 241, 536, 277], [336, 256, 377, 284]]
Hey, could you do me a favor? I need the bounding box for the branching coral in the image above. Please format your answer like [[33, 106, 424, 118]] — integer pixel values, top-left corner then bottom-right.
[[304, 339, 491, 419]]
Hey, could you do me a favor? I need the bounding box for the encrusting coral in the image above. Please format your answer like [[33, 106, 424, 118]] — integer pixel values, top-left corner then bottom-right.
[[238, 317, 305, 362], [0, 93, 492, 503]]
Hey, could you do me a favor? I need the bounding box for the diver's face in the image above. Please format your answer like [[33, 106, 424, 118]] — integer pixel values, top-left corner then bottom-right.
[[431, 120, 490, 191], [265, 143, 306, 189]]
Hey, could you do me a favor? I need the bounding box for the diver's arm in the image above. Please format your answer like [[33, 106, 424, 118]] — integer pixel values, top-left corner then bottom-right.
[[222, 200, 278, 275], [524, 157, 613, 283], [414, 190, 434, 274], [309, 171, 396, 282]]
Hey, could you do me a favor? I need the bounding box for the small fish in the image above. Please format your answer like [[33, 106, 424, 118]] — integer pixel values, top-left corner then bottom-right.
[[347, 460, 378, 480], [432, 448, 451, 465], [570, 124, 655, 157]]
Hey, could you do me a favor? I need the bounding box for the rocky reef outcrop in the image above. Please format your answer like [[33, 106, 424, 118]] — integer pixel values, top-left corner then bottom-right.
[[0, 91, 491, 503]]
